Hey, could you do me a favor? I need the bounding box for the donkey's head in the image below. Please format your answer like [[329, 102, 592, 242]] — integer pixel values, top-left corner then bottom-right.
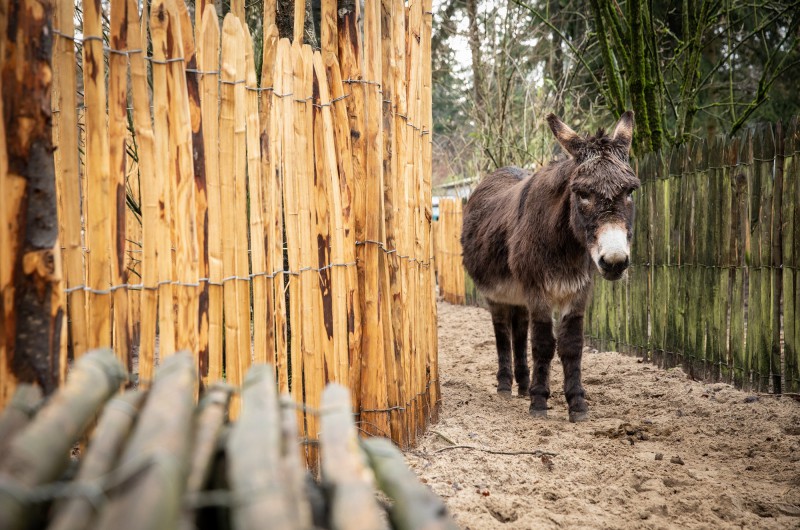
[[547, 111, 640, 281]]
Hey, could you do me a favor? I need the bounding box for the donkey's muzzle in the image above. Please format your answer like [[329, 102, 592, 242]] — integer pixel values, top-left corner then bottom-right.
[[598, 255, 629, 280]]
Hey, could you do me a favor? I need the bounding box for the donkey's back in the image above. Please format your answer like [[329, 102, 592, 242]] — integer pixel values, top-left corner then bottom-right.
[[461, 166, 532, 299]]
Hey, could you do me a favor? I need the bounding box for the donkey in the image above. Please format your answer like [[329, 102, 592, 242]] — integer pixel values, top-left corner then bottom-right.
[[461, 112, 639, 422]]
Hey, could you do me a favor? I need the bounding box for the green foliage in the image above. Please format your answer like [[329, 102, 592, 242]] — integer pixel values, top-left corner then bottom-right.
[[431, 0, 800, 169]]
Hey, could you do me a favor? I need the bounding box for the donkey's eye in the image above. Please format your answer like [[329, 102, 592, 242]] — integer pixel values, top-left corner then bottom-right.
[[626, 190, 634, 202], [576, 191, 591, 205]]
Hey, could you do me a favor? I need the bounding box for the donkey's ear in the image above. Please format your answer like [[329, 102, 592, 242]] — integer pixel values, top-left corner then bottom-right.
[[546, 114, 583, 158], [612, 111, 635, 151]]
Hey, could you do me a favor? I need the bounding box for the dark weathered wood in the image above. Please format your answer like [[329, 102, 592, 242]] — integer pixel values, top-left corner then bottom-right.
[[0, 384, 42, 454], [227, 365, 295, 530], [784, 117, 800, 392], [730, 131, 751, 387], [320, 384, 388, 530], [0, 349, 126, 530], [49, 390, 147, 530], [94, 352, 196, 530], [771, 121, 784, 393], [750, 124, 776, 391], [1, 0, 66, 403], [363, 437, 458, 530]]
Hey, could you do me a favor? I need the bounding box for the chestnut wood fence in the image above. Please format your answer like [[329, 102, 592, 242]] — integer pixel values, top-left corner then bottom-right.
[[433, 198, 465, 305], [433, 119, 799, 394], [0, 0, 440, 455], [587, 118, 800, 394]]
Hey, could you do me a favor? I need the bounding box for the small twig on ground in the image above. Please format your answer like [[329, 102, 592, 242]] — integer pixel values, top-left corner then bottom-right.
[[432, 445, 557, 457], [429, 430, 456, 446]]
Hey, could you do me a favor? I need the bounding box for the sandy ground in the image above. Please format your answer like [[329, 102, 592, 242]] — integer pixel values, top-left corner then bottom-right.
[[406, 302, 800, 529]]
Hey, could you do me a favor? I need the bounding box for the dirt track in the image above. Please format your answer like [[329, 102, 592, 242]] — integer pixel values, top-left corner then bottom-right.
[[406, 302, 800, 529]]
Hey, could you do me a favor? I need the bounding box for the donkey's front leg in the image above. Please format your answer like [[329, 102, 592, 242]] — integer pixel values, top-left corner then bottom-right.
[[489, 303, 513, 396], [558, 313, 588, 422], [529, 319, 555, 417]]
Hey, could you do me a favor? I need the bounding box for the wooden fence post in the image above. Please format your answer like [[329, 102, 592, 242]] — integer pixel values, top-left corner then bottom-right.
[[198, 6, 222, 383], [53, 0, 88, 363], [83, 0, 113, 350], [109, 0, 132, 372], [361, 0, 391, 440], [0, 0, 66, 405]]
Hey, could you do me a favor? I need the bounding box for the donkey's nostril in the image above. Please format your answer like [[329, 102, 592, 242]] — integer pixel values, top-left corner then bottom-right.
[[598, 255, 629, 276]]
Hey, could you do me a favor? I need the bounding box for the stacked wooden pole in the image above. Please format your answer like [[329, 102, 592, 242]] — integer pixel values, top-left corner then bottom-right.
[[0, 352, 456, 530]]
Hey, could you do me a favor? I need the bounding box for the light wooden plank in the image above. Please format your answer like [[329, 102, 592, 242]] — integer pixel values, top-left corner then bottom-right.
[[198, 6, 222, 383]]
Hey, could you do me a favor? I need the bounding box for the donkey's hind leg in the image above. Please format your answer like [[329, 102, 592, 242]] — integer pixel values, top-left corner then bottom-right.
[[510, 306, 530, 397], [488, 302, 513, 397]]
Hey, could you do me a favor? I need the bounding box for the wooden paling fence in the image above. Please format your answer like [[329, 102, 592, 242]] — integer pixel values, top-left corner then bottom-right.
[[587, 118, 800, 393], [0, 349, 457, 530], [0, 0, 440, 453], [433, 198, 465, 305], [432, 119, 799, 394]]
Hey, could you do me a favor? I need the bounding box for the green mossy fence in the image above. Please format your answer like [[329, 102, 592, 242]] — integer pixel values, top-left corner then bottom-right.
[[586, 117, 800, 394]]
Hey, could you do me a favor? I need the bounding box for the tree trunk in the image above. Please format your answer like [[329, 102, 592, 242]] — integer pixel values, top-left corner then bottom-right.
[[466, 0, 486, 114], [1, 0, 65, 405], [628, 0, 652, 153]]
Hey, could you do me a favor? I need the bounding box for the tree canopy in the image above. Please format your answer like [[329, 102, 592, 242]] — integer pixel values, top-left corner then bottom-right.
[[431, 0, 800, 184]]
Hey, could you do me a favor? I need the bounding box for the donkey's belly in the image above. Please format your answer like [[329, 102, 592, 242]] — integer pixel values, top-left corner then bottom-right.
[[480, 279, 528, 306]]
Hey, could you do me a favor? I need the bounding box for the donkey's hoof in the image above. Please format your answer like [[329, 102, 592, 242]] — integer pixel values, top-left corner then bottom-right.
[[569, 410, 589, 423], [517, 387, 530, 398], [529, 406, 548, 418], [497, 389, 513, 399]]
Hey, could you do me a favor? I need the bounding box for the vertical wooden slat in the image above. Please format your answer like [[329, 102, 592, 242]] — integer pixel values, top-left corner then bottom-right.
[[785, 117, 800, 392], [198, 6, 222, 382], [84, 0, 113, 350], [313, 51, 349, 386], [380, 0, 406, 448], [109, 0, 131, 372], [730, 132, 750, 387], [361, 0, 391, 440], [749, 124, 775, 390], [324, 52, 362, 408], [53, 0, 88, 362], [230, 0, 246, 23], [421, 0, 438, 422], [771, 122, 784, 394], [719, 136, 737, 383], [277, 38, 303, 420], [179, 0, 210, 386], [165, 0, 200, 358], [220, 13, 244, 414], [263, 0, 276, 29], [151, 0, 177, 359], [294, 0, 306, 43], [128, 0, 157, 385], [406, 0, 423, 441], [1, 0, 65, 402], [320, 0, 337, 56], [310, 51, 338, 394], [233, 18, 253, 407], [260, 24, 286, 388], [338, 0, 367, 414], [299, 43, 322, 464], [244, 29, 271, 366], [0, 0, 13, 404], [391, 0, 411, 441]]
